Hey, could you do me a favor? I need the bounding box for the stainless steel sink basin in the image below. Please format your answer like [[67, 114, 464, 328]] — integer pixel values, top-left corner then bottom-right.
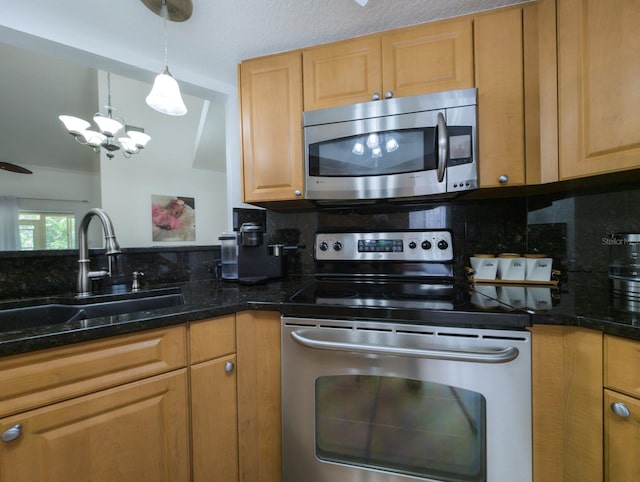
[[0, 288, 184, 332]]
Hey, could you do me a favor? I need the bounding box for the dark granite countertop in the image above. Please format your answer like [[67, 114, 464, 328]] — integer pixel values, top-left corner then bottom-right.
[[1, 271, 639, 358]]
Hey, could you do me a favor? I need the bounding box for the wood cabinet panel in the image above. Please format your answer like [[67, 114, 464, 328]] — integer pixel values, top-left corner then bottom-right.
[[604, 389, 640, 482], [558, 0, 640, 179], [0, 326, 186, 418], [191, 354, 238, 482], [474, 7, 526, 188], [381, 17, 473, 99], [0, 370, 189, 482], [530, 325, 603, 482], [236, 311, 281, 482], [523, 0, 559, 185], [302, 36, 382, 110], [240, 52, 304, 202], [604, 334, 640, 399], [189, 315, 236, 364]]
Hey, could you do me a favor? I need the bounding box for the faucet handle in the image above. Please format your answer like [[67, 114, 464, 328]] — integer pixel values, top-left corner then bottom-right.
[[132, 271, 144, 292]]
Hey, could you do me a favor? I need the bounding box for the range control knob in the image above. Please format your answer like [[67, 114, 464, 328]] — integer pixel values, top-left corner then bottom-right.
[[319, 241, 329, 251], [333, 241, 343, 251], [421, 240, 432, 250], [437, 240, 449, 250], [408, 241, 417, 249]]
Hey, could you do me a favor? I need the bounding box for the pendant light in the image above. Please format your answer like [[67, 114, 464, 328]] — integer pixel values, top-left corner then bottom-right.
[[145, 0, 188, 116]]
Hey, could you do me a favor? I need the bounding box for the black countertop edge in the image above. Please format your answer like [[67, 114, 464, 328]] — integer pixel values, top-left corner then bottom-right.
[[2, 275, 640, 358]]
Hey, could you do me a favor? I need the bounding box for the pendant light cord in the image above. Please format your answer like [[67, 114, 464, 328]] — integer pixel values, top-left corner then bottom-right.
[[162, 0, 169, 70]]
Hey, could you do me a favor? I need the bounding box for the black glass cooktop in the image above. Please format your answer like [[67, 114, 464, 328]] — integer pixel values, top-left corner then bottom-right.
[[281, 278, 532, 329]]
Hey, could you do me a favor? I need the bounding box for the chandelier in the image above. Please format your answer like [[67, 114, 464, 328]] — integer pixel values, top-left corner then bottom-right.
[[59, 72, 151, 159]]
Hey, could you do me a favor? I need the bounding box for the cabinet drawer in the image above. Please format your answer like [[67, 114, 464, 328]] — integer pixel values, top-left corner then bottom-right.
[[604, 335, 640, 397], [189, 315, 236, 364], [0, 325, 186, 417]]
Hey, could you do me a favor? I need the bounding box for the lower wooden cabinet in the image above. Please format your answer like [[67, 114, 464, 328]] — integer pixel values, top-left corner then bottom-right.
[[0, 370, 189, 482], [604, 335, 640, 482], [530, 324, 603, 482], [0, 311, 284, 482], [236, 310, 282, 482], [190, 315, 238, 482]]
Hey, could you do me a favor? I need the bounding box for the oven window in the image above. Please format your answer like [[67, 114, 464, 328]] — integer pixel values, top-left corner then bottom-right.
[[308, 128, 436, 177], [315, 375, 486, 482]]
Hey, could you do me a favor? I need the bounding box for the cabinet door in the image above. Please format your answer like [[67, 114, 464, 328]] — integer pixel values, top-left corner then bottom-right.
[[303, 36, 382, 110], [474, 7, 526, 188], [0, 370, 189, 482], [236, 311, 281, 482], [558, 0, 640, 179], [529, 325, 603, 482], [191, 354, 238, 482], [382, 17, 473, 99], [604, 389, 640, 482], [240, 52, 304, 202]]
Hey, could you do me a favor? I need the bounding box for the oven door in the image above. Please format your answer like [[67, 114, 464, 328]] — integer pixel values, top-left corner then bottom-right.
[[281, 317, 532, 482]]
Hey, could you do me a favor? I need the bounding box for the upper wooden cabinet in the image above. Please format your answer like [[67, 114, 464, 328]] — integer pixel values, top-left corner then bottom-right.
[[474, 7, 526, 188], [302, 17, 473, 111], [557, 0, 640, 180], [240, 52, 305, 203]]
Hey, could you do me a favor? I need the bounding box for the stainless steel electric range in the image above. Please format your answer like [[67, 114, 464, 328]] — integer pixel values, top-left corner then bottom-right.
[[281, 230, 532, 482]]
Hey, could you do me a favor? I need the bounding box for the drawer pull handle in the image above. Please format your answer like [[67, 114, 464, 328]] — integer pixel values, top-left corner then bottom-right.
[[225, 361, 235, 373], [1, 424, 22, 443], [611, 401, 631, 418]]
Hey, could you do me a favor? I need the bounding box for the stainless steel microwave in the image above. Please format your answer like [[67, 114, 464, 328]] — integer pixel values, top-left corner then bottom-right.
[[303, 88, 478, 202]]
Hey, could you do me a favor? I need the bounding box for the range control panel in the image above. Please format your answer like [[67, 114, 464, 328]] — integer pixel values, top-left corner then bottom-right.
[[314, 230, 453, 262]]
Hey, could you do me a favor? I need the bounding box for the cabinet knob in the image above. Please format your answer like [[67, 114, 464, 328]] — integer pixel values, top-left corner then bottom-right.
[[385, 90, 394, 99], [611, 401, 631, 418], [372, 92, 381, 101], [1, 424, 22, 443], [294, 189, 302, 197], [225, 361, 235, 373], [498, 174, 509, 184]]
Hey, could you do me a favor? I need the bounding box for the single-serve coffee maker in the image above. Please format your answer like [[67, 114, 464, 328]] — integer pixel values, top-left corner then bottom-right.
[[218, 222, 296, 284]]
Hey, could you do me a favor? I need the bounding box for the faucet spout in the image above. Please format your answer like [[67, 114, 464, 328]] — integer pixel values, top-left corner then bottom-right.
[[77, 208, 122, 297]]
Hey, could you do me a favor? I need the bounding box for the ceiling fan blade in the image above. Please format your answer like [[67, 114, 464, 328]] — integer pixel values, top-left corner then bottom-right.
[[0, 162, 33, 174]]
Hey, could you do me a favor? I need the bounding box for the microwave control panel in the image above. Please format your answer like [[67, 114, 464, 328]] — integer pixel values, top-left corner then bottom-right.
[[314, 230, 453, 262]]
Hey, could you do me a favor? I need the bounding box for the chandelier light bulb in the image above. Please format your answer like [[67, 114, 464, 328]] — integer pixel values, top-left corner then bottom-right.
[[93, 113, 124, 137], [58, 115, 90, 136], [352, 142, 364, 156]]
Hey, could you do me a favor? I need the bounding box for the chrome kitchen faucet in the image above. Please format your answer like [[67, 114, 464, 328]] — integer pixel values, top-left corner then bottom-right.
[[76, 208, 121, 297]]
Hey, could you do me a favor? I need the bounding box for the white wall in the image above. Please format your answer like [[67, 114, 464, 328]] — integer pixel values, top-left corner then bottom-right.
[[100, 73, 228, 247]]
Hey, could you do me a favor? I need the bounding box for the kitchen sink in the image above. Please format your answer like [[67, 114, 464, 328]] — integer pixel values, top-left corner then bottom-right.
[[0, 288, 184, 332]]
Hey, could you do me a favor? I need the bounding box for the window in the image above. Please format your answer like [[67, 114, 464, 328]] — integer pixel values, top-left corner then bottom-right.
[[19, 212, 76, 250]]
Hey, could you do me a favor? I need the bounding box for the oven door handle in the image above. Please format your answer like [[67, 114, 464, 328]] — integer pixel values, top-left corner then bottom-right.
[[290, 329, 519, 363]]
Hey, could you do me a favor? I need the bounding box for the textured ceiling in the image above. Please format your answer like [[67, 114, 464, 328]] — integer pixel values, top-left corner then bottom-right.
[[0, 0, 530, 87]]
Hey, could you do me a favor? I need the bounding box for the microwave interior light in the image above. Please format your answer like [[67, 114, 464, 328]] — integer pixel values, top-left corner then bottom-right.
[[352, 142, 365, 155], [366, 133, 379, 149]]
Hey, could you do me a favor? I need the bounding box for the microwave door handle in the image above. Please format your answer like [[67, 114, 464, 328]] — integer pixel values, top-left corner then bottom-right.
[[436, 112, 448, 183], [290, 329, 519, 364]]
